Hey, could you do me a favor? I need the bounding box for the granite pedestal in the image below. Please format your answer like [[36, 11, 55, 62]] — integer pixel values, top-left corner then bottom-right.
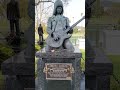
[[36, 50, 82, 90]]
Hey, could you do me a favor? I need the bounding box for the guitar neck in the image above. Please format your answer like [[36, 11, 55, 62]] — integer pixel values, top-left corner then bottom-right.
[[70, 16, 85, 29]]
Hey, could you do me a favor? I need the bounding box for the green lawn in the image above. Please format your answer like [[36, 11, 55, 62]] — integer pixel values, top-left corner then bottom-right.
[[108, 55, 120, 90], [80, 49, 85, 71]]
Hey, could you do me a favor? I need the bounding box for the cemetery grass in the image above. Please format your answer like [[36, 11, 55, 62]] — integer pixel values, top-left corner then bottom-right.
[[80, 49, 85, 71], [108, 55, 120, 90]]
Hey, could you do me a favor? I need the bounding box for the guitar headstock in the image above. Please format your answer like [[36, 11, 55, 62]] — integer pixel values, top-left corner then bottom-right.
[[82, 16, 85, 20]]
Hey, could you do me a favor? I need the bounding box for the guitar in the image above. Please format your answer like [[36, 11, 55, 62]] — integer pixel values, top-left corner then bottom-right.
[[46, 16, 85, 48]]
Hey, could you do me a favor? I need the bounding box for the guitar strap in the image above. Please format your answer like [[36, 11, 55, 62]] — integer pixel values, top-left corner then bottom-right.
[[66, 18, 68, 29], [53, 20, 57, 33]]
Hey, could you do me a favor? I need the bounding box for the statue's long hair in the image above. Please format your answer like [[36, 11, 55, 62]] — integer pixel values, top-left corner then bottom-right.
[[53, 6, 64, 16], [53, 0, 64, 15]]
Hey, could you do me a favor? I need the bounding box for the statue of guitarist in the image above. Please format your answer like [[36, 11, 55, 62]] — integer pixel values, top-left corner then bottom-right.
[[45, 0, 85, 52], [45, 0, 74, 52]]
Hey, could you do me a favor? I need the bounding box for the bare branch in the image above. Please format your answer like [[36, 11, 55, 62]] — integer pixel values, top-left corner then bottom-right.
[[35, 0, 54, 6]]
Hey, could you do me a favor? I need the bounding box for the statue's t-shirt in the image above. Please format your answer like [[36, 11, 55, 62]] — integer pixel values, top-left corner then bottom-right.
[[47, 15, 70, 35]]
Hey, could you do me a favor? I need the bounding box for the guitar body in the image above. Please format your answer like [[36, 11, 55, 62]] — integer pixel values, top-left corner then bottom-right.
[[46, 32, 71, 48]]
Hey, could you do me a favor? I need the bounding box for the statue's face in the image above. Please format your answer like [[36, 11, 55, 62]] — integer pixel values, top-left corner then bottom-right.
[[56, 6, 63, 15]]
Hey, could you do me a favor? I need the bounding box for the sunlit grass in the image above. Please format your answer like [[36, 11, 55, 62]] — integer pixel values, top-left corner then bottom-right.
[[80, 49, 85, 71]]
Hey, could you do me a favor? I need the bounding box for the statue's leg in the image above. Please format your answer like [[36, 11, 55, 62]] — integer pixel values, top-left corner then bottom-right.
[[45, 45, 52, 52], [64, 39, 74, 52]]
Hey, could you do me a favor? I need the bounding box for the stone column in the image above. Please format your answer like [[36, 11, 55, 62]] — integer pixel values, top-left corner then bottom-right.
[[74, 58, 81, 90], [37, 58, 46, 90]]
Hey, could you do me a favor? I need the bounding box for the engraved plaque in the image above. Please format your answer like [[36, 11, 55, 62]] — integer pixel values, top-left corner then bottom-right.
[[44, 63, 73, 80]]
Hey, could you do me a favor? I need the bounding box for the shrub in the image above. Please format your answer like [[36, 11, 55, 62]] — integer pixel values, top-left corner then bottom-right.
[[0, 44, 14, 63]]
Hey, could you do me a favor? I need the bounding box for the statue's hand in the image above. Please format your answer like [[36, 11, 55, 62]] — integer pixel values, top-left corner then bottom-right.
[[67, 29, 73, 34], [51, 33, 54, 38], [66, 27, 73, 34], [53, 32, 59, 41]]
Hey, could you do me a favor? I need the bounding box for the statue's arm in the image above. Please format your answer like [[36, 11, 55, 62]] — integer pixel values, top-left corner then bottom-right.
[[66, 17, 73, 34], [47, 17, 53, 35]]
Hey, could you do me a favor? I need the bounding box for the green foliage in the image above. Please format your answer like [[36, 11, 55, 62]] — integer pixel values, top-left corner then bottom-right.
[[108, 55, 120, 90], [0, 44, 14, 63], [35, 57, 39, 78], [35, 44, 41, 52], [73, 27, 79, 34], [42, 24, 47, 34], [80, 49, 85, 71]]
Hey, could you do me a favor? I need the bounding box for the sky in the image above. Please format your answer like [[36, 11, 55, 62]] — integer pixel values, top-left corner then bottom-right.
[[35, 0, 85, 27], [64, 0, 85, 27]]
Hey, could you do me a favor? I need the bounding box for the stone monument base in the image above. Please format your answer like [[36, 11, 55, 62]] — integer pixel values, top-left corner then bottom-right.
[[36, 49, 82, 90]]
